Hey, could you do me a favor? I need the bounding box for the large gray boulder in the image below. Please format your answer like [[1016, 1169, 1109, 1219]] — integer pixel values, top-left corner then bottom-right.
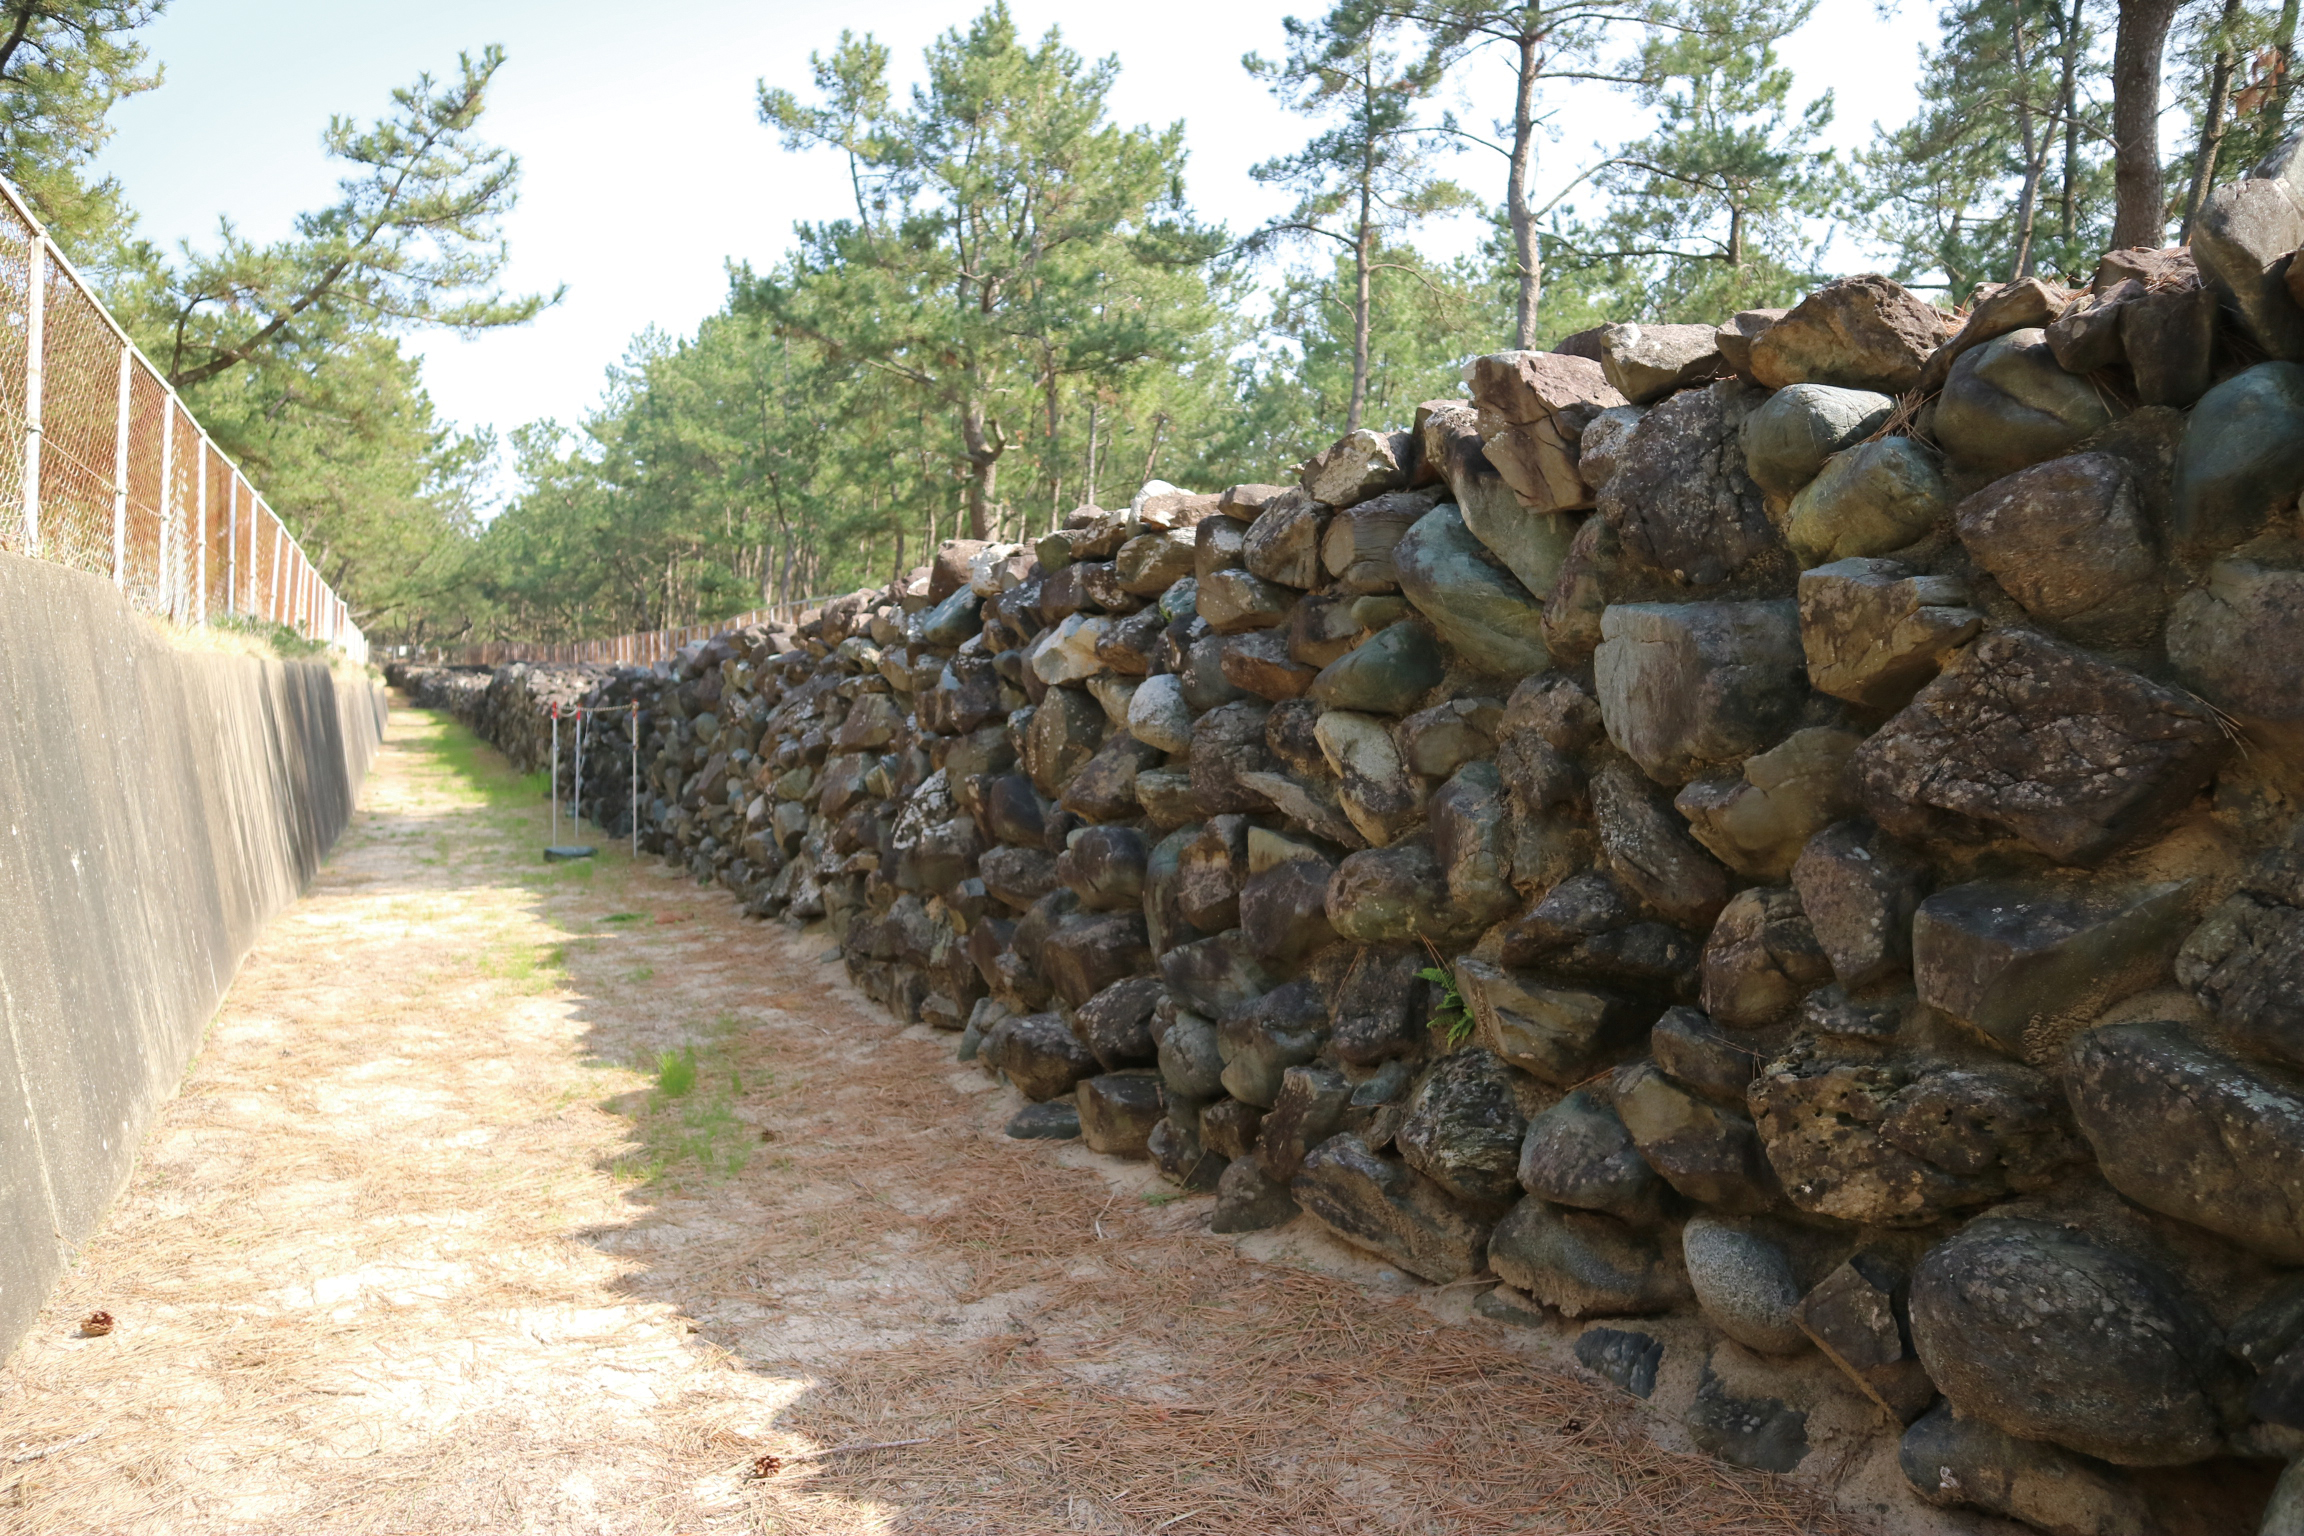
[[1681, 1215, 1806, 1354], [1597, 380, 1785, 589], [1953, 452, 2166, 648], [1740, 382, 1895, 499], [1591, 760, 1733, 929], [1933, 329, 2112, 477], [1392, 504, 1551, 678], [1214, 978, 1324, 1106], [1517, 1087, 1669, 1226], [1912, 879, 2192, 1060], [2168, 560, 2304, 755], [2068, 1022, 2304, 1264], [1593, 599, 1805, 787], [1394, 1048, 1529, 1211], [1307, 621, 1443, 715], [2191, 156, 2304, 359], [1785, 436, 1953, 566], [1852, 630, 2232, 867], [1909, 1218, 2236, 1466]]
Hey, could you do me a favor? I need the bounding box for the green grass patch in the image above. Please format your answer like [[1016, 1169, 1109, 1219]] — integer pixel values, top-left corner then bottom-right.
[[480, 938, 569, 993], [614, 1026, 755, 1187], [598, 912, 644, 925], [654, 1046, 698, 1098], [425, 719, 550, 809]]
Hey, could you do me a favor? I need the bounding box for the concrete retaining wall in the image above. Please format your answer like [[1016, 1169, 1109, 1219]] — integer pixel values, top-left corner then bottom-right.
[[0, 551, 385, 1353]]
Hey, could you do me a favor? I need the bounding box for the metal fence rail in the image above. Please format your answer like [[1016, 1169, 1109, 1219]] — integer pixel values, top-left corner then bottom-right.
[[0, 176, 366, 666]]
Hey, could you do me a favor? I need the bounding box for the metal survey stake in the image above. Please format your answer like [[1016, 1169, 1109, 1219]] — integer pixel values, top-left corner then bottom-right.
[[544, 700, 594, 862]]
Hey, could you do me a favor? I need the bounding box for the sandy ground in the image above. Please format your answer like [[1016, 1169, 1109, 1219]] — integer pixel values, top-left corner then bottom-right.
[[0, 705, 1877, 1535]]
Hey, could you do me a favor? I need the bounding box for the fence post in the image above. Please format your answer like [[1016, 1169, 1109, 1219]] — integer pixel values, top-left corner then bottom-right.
[[111, 341, 129, 587], [20, 233, 41, 555]]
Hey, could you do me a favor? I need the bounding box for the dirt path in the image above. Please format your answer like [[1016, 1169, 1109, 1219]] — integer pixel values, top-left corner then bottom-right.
[[0, 706, 1869, 1535]]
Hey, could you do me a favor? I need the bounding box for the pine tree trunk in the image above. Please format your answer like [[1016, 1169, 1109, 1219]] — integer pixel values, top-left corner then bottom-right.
[[2182, 0, 2246, 239], [959, 397, 999, 541], [2111, 0, 2182, 249], [1508, 34, 1541, 349], [1349, 149, 1374, 434], [2010, 15, 2044, 279], [2060, 0, 2083, 248]]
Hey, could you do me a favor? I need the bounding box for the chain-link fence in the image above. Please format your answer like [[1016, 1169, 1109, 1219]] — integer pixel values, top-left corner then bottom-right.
[[0, 177, 366, 666]]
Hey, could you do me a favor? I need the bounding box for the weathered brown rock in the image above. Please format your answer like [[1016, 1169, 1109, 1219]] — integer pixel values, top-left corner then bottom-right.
[[982, 1012, 1100, 1100], [1752, 1043, 2079, 1223], [1952, 453, 2166, 648], [1597, 322, 1724, 404], [1801, 1255, 1936, 1424], [1748, 274, 1951, 394], [1077, 1071, 1165, 1157], [1917, 276, 2073, 394], [1467, 350, 1627, 513], [1196, 568, 1296, 634], [1674, 727, 1862, 882], [1698, 888, 1831, 1029], [1242, 492, 1330, 589], [1300, 427, 1411, 506], [1851, 630, 2231, 867], [1797, 558, 1981, 712], [1912, 879, 2193, 1060], [1792, 820, 1929, 991], [1293, 1134, 1494, 1282], [1320, 490, 1441, 593], [1219, 629, 1317, 702], [1715, 308, 1789, 378], [1457, 958, 1644, 1085], [1598, 381, 1785, 589]]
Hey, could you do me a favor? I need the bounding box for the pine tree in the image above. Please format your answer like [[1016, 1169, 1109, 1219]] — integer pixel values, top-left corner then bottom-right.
[[1545, 0, 1840, 321], [1245, 9, 1471, 430], [756, 6, 1221, 540], [1857, 0, 2111, 294]]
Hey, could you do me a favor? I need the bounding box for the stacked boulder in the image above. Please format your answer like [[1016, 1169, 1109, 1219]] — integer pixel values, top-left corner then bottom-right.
[[431, 153, 2304, 1533]]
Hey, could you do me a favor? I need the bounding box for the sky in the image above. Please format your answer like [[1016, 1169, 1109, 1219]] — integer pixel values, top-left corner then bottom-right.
[[88, 0, 1934, 503]]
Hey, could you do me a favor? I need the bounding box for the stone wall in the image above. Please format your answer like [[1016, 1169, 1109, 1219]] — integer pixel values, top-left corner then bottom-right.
[[0, 552, 385, 1357], [417, 171, 2304, 1535]]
